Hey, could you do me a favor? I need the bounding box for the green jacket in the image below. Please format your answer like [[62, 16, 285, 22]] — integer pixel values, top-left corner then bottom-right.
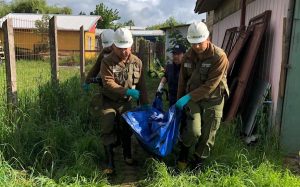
[[177, 42, 229, 102]]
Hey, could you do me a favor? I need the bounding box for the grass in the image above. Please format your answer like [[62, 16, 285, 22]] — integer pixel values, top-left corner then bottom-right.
[[0, 60, 299, 186]]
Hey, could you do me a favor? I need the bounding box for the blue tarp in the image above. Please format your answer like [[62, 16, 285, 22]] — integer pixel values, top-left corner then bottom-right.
[[122, 94, 181, 157]]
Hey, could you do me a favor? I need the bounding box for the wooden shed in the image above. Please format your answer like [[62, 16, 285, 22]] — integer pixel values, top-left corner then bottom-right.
[[0, 13, 101, 59]]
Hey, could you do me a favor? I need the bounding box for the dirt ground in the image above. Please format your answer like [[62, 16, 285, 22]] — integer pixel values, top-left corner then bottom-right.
[[283, 154, 300, 175], [106, 137, 153, 186]]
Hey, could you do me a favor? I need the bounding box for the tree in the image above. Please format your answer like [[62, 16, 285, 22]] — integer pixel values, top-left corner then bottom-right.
[[46, 6, 72, 14], [123, 20, 135, 27], [0, 0, 11, 17], [167, 29, 190, 53], [147, 16, 182, 30], [35, 14, 50, 34], [90, 3, 120, 29], [11, 0, 47, 13], [79, 11, 86, 15], [10, 0, 72, 14]]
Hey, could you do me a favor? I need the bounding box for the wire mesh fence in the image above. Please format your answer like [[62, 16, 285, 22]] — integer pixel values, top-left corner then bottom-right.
[[11, 18, 51, 100], [0, 17, 101, 104], [0, 58, 6, 105]]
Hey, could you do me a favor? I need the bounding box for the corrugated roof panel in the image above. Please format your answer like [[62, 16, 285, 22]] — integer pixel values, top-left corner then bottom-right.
[[96, 29, 165, 37], [0, 13, 101, 31]]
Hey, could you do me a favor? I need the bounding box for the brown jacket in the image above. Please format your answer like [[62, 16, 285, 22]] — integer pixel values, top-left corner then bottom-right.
[[100, 52, 149, 105], [85, 47, 112, 83], [177, 42, 229, 102]]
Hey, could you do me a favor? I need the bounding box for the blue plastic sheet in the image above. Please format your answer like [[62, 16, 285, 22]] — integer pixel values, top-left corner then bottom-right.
[[122, 94, 181, 157]]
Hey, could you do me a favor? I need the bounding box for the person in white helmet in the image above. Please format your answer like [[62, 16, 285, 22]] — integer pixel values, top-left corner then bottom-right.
[[99, 28, 149, 175], [83, 29, 115, 90], [175, 21, 229, 171]]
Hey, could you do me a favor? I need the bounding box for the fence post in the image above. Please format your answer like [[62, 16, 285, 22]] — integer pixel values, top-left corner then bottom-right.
[[139, 39, 149, 72], [3, 18, 18, 109], [80, 26, 85, 82], [149, 42, 154, 71], [49, 16, 59, 83]]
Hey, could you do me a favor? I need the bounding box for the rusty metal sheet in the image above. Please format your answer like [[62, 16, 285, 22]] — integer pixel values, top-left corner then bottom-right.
[[227, 31, 251, 74], [241, 81, 271, 136], [224, 10, 272, 121], [221, 27, 239, 55]]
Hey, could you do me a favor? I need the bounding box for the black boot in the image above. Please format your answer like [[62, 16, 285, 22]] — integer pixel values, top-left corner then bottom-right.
[[103, 145, 115, 175], [190, 155, 204, 171], [177, 143, 189, 171], [122, 137, 135, 165]]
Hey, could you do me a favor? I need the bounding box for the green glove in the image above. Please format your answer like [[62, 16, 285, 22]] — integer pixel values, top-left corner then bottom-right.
[[82, 82, 90, 92], [175, 94, 191, 110], [126, 89, 140, 100]]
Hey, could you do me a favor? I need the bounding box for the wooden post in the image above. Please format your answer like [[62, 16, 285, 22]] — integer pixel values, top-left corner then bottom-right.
[[3, 18, 18, 109], [139, 39, 149, 72], [148, 42, 154, 71], [49, 16, 59, 83], [80, 25, 85, 82]]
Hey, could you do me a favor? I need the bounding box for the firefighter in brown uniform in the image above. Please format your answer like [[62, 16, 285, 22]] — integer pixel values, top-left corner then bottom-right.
[[83, 29, 114, 91], [100, 28, 149, 175], [175, 22, 229, 170]]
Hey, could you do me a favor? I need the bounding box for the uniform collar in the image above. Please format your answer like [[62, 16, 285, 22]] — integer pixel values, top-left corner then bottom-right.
[[111, 52, 133, 68], [185, 42, 215, 62]]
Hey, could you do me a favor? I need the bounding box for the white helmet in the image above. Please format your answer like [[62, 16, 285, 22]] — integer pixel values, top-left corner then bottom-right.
[[101, 29, 114, 48], [187, 22, 209, 44], [113, 28, 133, 48]]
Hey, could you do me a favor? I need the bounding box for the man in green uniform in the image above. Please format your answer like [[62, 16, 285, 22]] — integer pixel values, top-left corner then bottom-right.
[[175, 22, 229, 170], [83, 29, 114, 90], [100, 28, 149, 175]]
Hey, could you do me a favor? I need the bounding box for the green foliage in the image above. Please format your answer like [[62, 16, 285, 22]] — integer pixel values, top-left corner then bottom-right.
[[2, 0, 72, 15], [141, 124, 300, 187], [35, 15, 50, 46], [122, 19, 135, 27], [11, 0, 48, 13], [167, 29, 190, 53], [147, 16, 183, 30], [90, 2, 120, 29], [45, 6, 72, 14], [0, 0, 11, 17], [149, 58, 164, 78], [0, 60, 299, 186]]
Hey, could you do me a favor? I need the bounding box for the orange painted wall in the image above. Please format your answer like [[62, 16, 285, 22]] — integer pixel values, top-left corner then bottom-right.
[[0, 29, 97, 59]]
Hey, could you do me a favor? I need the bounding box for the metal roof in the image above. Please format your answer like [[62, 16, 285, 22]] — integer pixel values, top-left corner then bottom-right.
[[96, 29, 165, 37], [0, 13, 101, 31], [194, 0, 223, 14]]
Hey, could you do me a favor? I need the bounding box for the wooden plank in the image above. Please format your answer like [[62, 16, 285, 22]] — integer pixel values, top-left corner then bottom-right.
[[279, 17, 288, 98], [49, 16, 59, 83], [80, 25, 85, 83], [3, 18, 18, 108]]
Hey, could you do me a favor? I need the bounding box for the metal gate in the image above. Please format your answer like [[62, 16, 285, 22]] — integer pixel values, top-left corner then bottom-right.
[[281, 0, 300, 154]]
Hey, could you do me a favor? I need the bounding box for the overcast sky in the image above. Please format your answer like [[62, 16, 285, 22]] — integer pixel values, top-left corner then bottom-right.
[[32, 0, 206, 27], [44, 0, 206, 27]]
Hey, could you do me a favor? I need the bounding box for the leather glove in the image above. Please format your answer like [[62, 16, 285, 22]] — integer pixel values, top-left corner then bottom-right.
[[175, 94, 191, 110], [126, 89, 140, 100], [82, 82, 90, 92]]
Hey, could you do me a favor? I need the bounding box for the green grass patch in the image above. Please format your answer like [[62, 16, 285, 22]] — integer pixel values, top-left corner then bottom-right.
[[0, 60, 299, 186]]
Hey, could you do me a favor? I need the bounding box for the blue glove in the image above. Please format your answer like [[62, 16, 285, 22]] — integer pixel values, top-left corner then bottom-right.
[[175, 94, 191, 110], [126, 89, 140, 100], [82, 82, 90, 92], [141, 104, 151, 110]]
